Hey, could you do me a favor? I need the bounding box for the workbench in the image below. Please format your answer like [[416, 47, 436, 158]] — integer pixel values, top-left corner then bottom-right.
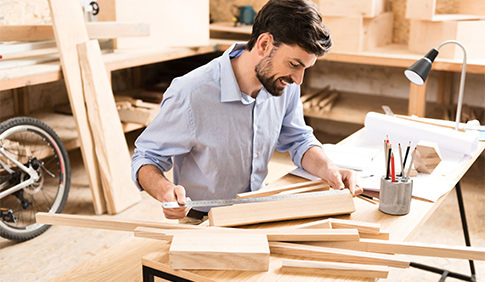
[[48, 129, 485, 282]]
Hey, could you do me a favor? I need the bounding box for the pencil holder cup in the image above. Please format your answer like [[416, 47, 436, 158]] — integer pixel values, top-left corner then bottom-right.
[[379, 177, 413, 215]]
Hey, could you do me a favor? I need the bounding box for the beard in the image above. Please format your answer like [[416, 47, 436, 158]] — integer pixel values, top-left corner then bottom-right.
[[254, 49, 294, 97]]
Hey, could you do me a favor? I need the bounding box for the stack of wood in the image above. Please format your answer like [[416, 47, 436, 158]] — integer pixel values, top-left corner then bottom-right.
[[300, 86, 339, 114], [316, 0, 393, 52], [36, 212, 485, 279], [406, 0, 485, 60], [115, 95, 159, 126]]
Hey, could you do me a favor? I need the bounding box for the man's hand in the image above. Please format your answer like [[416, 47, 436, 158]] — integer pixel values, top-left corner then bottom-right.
[[162, 185, 191, 219], [324, 167, 362, 196]]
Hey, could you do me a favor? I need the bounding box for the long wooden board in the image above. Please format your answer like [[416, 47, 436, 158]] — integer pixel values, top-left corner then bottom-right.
[[35, 212, 204, 231], [47, 0, 106, 214], [209, 191, 356, 227], [0, 22, 149, 42], [236, 180, 329, 198], [281, 259, 389, 279], [78, 39, 142, 213], [169, 233, 270, 271], [269, 242, 410, 268], [134, 227, 360, 242]]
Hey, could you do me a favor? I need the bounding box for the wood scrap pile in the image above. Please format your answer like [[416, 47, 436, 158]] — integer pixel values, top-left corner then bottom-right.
[[35, 212, 485, 280], [300, 86, 340, 114], [115, 95, 159, 126]]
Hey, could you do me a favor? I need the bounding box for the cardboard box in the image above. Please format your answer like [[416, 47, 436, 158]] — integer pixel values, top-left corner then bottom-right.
[[96, 0, 209, 50], [323, 12, 393, 52]]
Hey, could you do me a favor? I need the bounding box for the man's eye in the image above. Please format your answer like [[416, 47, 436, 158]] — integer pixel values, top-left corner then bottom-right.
[[290, 62, 298, 67]]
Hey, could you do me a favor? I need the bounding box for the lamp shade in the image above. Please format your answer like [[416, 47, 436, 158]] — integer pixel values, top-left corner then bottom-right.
[[404, 49, 439, 86]]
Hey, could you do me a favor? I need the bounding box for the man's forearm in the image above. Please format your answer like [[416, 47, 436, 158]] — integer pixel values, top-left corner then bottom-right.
[[137, 164, 175, 202], [301, 146, 335, 178]]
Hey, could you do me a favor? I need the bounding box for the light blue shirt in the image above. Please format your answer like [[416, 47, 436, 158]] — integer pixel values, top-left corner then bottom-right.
[[131, 43, 322, 212]]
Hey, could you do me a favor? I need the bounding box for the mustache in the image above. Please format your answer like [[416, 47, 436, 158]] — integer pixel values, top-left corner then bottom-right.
[[278, 76, 294, 84]]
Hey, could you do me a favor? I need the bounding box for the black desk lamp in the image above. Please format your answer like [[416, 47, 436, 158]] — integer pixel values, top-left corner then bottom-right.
[[404, 40, 467, 131]]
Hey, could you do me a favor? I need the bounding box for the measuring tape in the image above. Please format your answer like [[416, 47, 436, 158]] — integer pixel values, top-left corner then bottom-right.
[[162, 189, 350, 208]]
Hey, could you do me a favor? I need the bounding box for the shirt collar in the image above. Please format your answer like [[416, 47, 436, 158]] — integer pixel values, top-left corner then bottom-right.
[[220, 43, 275, 105]]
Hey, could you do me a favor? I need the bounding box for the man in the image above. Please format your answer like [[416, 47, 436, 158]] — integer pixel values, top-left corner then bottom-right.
[[131, 0, 362, 224]]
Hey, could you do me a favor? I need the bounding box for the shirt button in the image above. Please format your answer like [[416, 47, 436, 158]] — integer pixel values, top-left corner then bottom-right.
[[255, 126, 258, 131], [254, 153, 258, 158], [252, 177, 255, 182]]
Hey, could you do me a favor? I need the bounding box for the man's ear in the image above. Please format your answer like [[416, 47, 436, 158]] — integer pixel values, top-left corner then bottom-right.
[[255, 33, 273, 57]]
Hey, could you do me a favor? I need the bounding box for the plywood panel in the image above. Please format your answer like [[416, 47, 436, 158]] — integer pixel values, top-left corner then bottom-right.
[[77, 40, 141, 213]]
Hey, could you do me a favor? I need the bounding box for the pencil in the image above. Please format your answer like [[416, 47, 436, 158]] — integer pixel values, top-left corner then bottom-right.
[[402, 141, 411, 173], [398, 143, 404, 177], [391, 153, 395, 182], [405, 148, 417, 182], [386, 143, 392, 180]]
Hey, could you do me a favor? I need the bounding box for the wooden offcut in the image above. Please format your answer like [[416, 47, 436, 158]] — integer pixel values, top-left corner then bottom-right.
[[236, 180, 329, 198], [269, 242, 410, 268], [405, 0, 485, 21], [48, 0, 106, 214], [209, 190, 356, 227], [134, 227, 360, 242], [77, 40, 141, 214], [281, 259, 389, 279], [414, 140, 442, 174], [317, 0, 385, 18], [169, 233, 270, 271]]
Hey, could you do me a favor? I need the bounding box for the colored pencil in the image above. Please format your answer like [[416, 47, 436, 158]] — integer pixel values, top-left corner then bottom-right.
[[405, 148, 417, 182], [402, 141, 411, 172], [391, 153, 395, 182], [398, 143, 404, 177], [386, 143, 392, 180]]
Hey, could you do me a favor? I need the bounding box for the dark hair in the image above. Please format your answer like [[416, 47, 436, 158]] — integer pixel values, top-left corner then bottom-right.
[[247, 0, 332, 56]]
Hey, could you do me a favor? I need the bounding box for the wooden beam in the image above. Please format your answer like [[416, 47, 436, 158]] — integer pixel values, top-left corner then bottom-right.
[[209, 191, 356, 227], [269, 242, 410, 268], [236, 180, 329, 198], [328, 218, 381, 235], [134, 227, 360, 242], [169, 233, 270, 271], [48, 0, 106, 214], [0, 22, 149, 42], [77, 40, 142, 213], [302, 239, 485, 261], [35, 212, 205, 231], [281, 259, 389, 279], [408, 81, 427, 117]]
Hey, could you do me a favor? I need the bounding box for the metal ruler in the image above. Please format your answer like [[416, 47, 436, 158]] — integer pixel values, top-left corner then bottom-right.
[[162, 189, 350, 208]]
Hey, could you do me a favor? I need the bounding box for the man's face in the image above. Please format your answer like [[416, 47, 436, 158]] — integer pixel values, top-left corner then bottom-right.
[[255, 43, 318, 96]]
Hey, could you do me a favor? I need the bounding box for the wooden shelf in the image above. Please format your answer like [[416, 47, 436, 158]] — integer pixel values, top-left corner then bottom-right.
[[303, 91, 444, 125]]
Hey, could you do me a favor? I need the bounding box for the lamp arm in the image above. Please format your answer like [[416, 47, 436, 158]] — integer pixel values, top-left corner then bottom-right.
[[436, 40, 467, 131]]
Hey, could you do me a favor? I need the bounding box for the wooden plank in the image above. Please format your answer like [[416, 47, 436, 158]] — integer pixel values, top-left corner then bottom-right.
[[359, 230, 390, 240], [318, 0, 385, 18], [209, 191, 356, 227], [77, 40, 141, 214], [169, 233, 270, 271], [117, 107, 158, 125], [35, 212, 205, 231], [294, 219, 332, 229], [48, 0, 106, 214], [269, 242, 410, 268], [236, 180, 329, 198], [134, 227, 360, 242], [405, 0, 436, 20], [329, 218, 381, 235], [281, 259, 389, 279], [408, 81, 427, 117], [0, 22, 149, 42]]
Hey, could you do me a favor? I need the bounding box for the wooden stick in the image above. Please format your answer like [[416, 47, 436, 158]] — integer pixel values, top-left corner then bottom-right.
[[0, 22, 150, 42], [294, 218, 381, 235], [269, 242, 410, 268], [134, 227, 360, 242], [236, 180, 328, 198], [302, 239, 485, 261], [35, 212, 205, 231], [281, 259, 389, 279]]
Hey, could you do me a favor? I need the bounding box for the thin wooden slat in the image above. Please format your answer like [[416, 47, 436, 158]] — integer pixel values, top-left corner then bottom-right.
[[47, 0, 106, 214], [35, 212, 204, 231], [134, 227, 360, 242], [236, 180, 328, 198], [209, 191, 355, 227], [77, 40, 141, 213], [269, 242, 410, 268], [281, 259, 389, 279], [169, 233, 270, 271], [0, 22, 149, 42], [329, 218, 381, 235]]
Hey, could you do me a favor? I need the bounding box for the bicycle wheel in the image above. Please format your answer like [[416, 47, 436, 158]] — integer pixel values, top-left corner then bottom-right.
[[0, 117, 70, 241]]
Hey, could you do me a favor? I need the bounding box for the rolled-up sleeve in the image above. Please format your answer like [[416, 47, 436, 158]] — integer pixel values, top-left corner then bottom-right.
[[276, 87, 322, 168], [131, 86, 195, 190]]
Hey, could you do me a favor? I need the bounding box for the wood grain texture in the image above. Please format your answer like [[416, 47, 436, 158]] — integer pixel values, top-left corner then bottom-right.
[[269, 242, 410, 268], [169, 233, 270, 271], [47, 0, 106, 214], [318, 0, 385, 17], [281, 259, 389, 279], [77, 40, 141, 214], [237, 180, 329, 198], [328, 218, 381, 235], [209, 191, 356, 227]]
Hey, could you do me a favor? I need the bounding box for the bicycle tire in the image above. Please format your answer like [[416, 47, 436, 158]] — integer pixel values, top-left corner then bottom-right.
[[0, 117, 71, 241]]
